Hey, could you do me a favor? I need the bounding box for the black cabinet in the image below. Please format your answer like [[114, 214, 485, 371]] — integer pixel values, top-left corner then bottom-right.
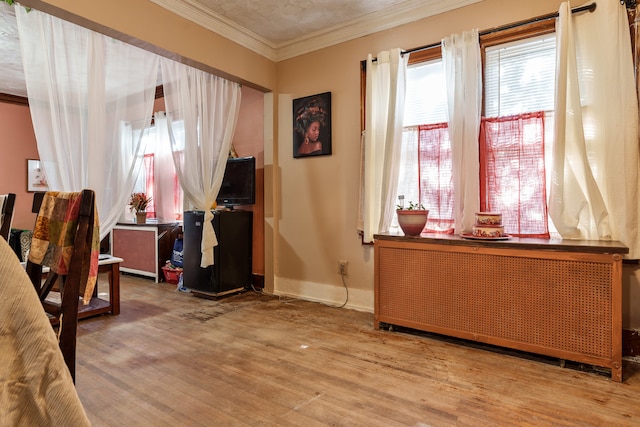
[[183, 210, 253, 296]]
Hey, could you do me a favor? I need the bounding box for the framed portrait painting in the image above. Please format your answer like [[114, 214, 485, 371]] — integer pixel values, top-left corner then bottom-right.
[[293, 92, 332, 158], [27, 159, 49, 192]]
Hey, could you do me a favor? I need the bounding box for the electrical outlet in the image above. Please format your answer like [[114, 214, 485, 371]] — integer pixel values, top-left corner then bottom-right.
[[339, 260, 349, 276]]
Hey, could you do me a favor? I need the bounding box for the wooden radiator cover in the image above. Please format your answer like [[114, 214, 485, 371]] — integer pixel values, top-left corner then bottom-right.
[[374, 236, 627, 382]]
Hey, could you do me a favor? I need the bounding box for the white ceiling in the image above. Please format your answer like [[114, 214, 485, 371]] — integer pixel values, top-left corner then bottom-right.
[[0, 0, 481, 98]]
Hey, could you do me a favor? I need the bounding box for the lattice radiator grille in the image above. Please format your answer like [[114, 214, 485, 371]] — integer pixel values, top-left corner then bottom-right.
[[377, 246, 613, 359]]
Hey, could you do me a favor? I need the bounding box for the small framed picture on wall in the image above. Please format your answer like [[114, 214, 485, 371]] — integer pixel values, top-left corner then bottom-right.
[[293, 92, 332, 158], [27, 159, 49, 192]]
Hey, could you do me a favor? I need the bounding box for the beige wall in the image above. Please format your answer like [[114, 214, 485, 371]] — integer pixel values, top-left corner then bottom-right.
[[272, 0, 575, 311], [270, 0, 640, 327]]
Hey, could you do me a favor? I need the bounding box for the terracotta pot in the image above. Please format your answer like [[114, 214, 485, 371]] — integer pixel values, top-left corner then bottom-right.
[[396, 209, 429, 236], [135, 211, 147, 224]]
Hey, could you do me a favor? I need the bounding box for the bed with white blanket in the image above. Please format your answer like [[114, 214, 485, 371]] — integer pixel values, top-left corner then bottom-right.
[[0, 237, 90, 425]]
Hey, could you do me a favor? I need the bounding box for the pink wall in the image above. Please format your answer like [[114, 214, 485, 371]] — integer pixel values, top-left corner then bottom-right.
[[0, 102, 39, 230], [154, 88, 265, 276], [232, 86, 265, 276], [1, 89, 264, 275], [153, 97, 165, 113]]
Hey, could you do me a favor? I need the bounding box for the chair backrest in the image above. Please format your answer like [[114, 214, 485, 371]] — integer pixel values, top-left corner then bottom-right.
[[25, 189, 96, 382], [0, 193, 16, 241]]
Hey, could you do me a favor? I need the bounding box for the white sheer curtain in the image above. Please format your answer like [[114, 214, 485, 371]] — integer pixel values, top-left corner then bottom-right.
[[16, 8, 159, 240], [160, 58, 241, 267], [550, 0, 639, 257], [442, 29, 482, 234], [361, 48, 407, 243]]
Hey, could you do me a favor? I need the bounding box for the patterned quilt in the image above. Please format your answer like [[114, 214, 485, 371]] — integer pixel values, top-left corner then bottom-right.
[[28, 191, 100, 304]]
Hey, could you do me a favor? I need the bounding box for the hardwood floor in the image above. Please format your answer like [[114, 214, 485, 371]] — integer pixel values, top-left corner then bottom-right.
[[76, 273, 640, 426]]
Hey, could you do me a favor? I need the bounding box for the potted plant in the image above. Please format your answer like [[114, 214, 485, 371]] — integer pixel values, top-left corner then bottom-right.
[[128, 192, 152, 224], [396, 200, 429, 236]]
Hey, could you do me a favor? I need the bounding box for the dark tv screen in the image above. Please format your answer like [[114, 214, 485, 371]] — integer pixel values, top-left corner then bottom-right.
[[216, 156, 256, 208]]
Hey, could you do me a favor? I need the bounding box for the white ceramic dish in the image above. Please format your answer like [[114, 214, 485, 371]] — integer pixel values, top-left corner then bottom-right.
[[475, 212, 502, 225]]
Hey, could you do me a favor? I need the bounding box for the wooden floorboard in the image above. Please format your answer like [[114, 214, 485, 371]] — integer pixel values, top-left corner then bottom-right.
[[76, 273, 640, 426]]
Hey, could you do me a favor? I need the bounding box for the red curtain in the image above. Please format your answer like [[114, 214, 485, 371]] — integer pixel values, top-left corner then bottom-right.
[[142, 152, 184, 221], [417, 123, 454, 233], [479, 112, 549, 238]]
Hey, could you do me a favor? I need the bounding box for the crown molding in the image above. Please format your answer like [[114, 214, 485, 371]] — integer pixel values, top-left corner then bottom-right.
[[148, 0, 278, 60], [150, 0, 483, 62], [275, 0, 483, 61]]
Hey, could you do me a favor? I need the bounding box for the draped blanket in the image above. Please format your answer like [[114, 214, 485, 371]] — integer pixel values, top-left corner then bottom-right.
[[28, 192, 99, 304]]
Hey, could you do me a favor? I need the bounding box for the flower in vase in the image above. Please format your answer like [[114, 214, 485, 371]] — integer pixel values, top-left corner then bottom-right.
[[128, 192, 152, 213]]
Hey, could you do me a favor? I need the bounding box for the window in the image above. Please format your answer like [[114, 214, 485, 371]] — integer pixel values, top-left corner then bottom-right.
[[132, 153, 156, 216], [482, 33, 556, 237], [131, 119, 184, 221], [484, 35, 556, 118], [397, 59, 453, 233], [394, 22, 557, 237]]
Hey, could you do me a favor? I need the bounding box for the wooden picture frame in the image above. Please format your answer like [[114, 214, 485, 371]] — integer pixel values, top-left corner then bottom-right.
[[27, 159, 49, 192], [293, 92, 332, 158]]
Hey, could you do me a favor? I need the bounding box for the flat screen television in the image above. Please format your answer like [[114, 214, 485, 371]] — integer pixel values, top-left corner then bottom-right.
[[216, 156, 256, 209]]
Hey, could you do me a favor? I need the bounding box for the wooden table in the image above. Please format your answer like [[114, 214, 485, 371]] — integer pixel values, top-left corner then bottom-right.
[[79, 255, 123, 318], [23, 255, 123, 319]]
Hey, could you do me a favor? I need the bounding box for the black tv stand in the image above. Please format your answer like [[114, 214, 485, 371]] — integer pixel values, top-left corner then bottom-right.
[[191, 287, 247, 300], [183, 210, 253, 297]]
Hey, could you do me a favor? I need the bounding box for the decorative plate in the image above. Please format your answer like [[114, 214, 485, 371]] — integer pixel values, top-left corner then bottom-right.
[[460, 233, 511, 241]]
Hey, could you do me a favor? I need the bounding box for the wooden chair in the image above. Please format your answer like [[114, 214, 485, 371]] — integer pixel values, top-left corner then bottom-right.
[[25, 189, 97, 382], [0, 193, 16, 241]]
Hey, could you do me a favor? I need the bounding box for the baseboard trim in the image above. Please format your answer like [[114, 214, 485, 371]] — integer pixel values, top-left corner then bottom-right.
[[274, 277, 373, 312]]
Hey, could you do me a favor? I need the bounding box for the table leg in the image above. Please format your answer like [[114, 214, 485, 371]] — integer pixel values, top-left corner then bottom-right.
[[109, 263, 120, 315]]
